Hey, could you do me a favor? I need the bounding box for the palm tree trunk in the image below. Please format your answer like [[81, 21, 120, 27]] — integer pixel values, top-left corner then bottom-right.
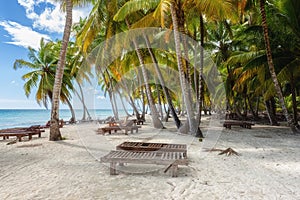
[[50, 0, 72, 141], [248, 96, 259, 120], [121, 79, 141, 118], [77, 82, 92, 120], [129, 96, 140, 118], [117, 90, 131, 116], [65, 97, 76, 123], [195, 14, 205, 137], [111, 87, 119, 120], [243, 88, 248, 119], [73, 81, 91, 121], [143, 34, 182, 129], [289, 72, 299, 128], [170, 2, 200, 136], [108, 73, 119, 121], [156, 82, 164, 119], [126, 18, 163, 129], [259, 0, 298, 133], [265, 99, 279, 126]]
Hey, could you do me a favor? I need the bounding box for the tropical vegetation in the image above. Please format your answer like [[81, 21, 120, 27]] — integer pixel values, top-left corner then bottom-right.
[[14, 0, 300, 140]]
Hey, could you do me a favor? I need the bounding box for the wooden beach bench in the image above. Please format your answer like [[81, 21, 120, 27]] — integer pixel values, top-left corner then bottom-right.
[[100, 150, 188, 177], [0, 127, 44, 142], [98, 125, 142, 135], [98, 120, 142, 135], [116, 142, 187, 158], [0, 132, 29, 142], [223, 120, 254, 129]]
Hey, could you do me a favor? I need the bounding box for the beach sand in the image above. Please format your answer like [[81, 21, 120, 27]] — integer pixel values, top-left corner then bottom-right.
[[0, 116, 299, 200]]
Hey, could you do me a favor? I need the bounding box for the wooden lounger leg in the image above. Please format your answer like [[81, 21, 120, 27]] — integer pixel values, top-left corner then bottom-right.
[[110, 162, 117, 175], [171, 165, 178, 177], [17, 136, 22, 142]]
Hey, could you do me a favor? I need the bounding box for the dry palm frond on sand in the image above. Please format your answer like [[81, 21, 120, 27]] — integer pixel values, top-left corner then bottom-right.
[[204, 147, 240, 156]]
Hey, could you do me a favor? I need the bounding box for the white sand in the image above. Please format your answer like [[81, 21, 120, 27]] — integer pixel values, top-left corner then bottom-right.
[[0, 116, 299, 200]]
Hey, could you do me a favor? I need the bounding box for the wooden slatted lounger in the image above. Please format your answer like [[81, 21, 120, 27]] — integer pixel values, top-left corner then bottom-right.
[[0, 126, 44, 141], [98, 125, 142, 135], [223, 120, 254, 129], [0, 130, 42, 141], [116, 142, 187, 158], [100, 150, 188, 177], [0, 132, 29, 142]]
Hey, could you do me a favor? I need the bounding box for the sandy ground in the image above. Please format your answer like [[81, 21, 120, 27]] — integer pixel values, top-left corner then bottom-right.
[[0, 116, 299, 200]]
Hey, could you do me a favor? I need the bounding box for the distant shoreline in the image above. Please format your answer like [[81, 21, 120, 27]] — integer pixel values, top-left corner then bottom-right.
[[0, 109, 126, 129]]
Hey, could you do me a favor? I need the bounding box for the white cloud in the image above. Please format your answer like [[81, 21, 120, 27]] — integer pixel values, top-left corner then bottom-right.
[[33, 5, 65, 33], [0, 0, 91, 49], [0, 20, 50, 49], [18, 0, 91, 34]]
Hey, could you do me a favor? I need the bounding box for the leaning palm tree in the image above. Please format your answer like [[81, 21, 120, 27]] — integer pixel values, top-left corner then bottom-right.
[[50, 0, 91, 141], [114, 3, 183, 129], [275, 0, 300, 129], [259, 0, 299, 133], [114, 0, 196, 133]]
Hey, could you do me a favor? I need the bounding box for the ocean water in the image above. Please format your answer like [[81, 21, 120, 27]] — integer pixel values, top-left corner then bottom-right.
[[0, 109, 120, 129]]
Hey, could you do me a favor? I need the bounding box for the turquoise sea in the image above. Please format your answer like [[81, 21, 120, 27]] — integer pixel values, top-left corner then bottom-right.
[[0, 109, 120, 129]]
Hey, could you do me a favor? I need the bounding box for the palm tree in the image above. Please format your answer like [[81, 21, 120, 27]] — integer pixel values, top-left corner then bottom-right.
[[114, 0, 197, 133], [126, 19, 164, 129], [72, 19, 94, 121], [259, 0, 298, 133], [144, 36, 182, 128], [169, 2, 198, 135], [114, 1, 181, 128], [275, 0, 300, 129], [50, 0, 91, 141], [14, 39, 58, 108], [13, 38, 75, 120]]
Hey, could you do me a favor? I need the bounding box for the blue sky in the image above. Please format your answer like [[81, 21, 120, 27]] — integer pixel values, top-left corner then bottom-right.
[[0, 0, 111, 109]]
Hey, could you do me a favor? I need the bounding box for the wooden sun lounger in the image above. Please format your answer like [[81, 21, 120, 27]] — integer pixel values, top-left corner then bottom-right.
[[0, 132, 29, 142], [0, 125, 44, 132], [0, 125, 45, 141], [0, 129, 43, 141], [223, 120, 254, 129], [100, 150, 188, 177], [98, 125, 142, 135], [116, 142, 187, 158]]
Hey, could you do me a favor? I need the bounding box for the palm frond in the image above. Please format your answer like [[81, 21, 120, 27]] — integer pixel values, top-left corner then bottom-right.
[[114, 0, 160, 22]]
